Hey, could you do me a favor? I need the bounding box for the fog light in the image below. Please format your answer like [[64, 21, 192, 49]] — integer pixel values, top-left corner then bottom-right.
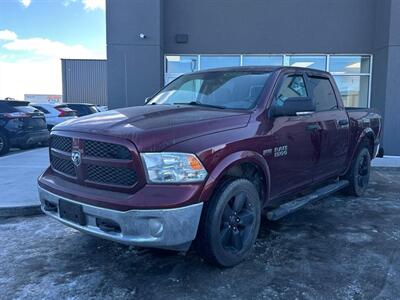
[[149, 219, 164, 237]]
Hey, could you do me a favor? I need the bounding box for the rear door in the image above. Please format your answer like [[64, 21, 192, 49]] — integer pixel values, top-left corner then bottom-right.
[[266, 72, 319, 199], [306, 74, 350, 182]]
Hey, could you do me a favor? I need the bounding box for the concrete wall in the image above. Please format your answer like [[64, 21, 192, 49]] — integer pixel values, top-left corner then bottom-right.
[[62, 59, 107, 106], [371, 0, 400, 155], [106, 0, 163, 109], [106, 0, 400, 154]]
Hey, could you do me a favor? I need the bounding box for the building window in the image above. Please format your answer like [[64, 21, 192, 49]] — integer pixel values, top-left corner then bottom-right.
[[165, 55, 198, 84], [286, 55, 327, 71], [332, 75, 369, 107], [200, 55, 241, 70], [328, 55, 371, 107], [164, 54, 372, 107], [243, 55, 283, 66], [329, 56, 370, 74]]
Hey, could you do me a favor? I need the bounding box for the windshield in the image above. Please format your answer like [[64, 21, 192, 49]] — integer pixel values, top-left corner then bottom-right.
[[148, 71, 271, 110]]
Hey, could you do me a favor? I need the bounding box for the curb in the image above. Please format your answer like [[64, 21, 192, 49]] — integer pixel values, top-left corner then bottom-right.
[[0, 205, 43, 218]]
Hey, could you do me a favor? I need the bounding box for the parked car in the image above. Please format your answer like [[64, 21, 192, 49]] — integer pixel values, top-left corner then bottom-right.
[[64, 103, 99, 117], [38, 66, 382, 267], [0, 99, 49, 156], [96, 105, 108, 112], [31, 103, 77, 130]]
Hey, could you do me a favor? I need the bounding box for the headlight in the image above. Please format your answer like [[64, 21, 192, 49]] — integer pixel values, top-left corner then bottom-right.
[[141, 152, 208, 183]]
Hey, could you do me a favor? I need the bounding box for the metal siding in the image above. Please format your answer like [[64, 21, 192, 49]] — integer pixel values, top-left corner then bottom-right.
[[62, 59, 107, 106]]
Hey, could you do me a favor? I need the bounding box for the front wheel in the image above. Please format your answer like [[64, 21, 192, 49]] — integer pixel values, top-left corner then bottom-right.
[[343, 147, 371, 196], [196, 178, 261, 267]]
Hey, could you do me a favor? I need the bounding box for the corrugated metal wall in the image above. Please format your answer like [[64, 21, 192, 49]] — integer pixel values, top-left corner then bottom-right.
[[62, 59, 107, 106]]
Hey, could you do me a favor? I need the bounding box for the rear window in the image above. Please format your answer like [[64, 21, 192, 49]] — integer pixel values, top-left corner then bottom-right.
[[14, 105, 39, 113], [0, 103, 14, 113], [87, 105, 99, 113]]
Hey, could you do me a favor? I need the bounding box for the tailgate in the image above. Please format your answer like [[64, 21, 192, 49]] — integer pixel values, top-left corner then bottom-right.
[[23, 113, 47, 131]]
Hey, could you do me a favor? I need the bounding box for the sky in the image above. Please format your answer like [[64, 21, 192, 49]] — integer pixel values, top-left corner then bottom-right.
[[0, 0, 106, 99]]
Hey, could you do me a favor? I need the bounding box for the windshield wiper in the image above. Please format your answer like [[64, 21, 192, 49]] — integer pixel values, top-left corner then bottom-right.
[[172, 101, 226, 109]]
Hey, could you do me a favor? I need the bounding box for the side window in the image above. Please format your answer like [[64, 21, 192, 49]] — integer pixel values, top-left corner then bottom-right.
[[308, 77, 338, 111], [276, 75, 308, 107]]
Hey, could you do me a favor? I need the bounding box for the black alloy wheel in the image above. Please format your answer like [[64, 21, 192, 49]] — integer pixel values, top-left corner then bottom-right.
[[196, 178, 261, 267], [220, 191, 257, 253]]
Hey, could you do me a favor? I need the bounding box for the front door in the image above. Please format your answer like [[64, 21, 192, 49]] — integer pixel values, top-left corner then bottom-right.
[[264, 73, 319, 200]]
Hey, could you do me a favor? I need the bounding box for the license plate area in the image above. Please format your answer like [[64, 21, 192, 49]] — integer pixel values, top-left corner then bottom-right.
[[59, 199, 86, 226]]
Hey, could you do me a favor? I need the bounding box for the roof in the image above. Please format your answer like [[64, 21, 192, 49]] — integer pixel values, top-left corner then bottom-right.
[[65, 103, 96, 106], [0, 100, 30, 106]]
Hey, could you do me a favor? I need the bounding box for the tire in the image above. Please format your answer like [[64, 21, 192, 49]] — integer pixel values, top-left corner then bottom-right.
[[19, 142, 34, 150], [343, 146, 371, 196], [195, 178, 261, 267], [0, 132, 10, 156], [40, 140, 49, 147]]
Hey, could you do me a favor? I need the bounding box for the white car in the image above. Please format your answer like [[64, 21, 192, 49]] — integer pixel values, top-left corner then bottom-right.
[[32, 103, 78, 130]]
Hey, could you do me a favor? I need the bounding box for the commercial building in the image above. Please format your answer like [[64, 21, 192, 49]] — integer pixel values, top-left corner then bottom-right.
[[106, 0, 400, 155], [24, 94, 62, 104], [62, 59, 107, 106]]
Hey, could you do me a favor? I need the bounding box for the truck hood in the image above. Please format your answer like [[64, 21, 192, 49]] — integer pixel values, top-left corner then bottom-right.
[[54, 105, 251, 151]]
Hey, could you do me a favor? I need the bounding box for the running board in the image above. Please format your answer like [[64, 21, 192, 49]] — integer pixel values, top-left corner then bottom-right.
[[267, 180, 349, 221]]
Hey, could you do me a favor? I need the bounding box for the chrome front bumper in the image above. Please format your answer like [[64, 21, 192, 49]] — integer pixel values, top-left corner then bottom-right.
[[38, 186, 203, 251]]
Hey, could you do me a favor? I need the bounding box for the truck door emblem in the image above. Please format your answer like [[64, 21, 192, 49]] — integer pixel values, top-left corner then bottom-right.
[[71, 150, 82, 167], [274, 145, 288, 157]]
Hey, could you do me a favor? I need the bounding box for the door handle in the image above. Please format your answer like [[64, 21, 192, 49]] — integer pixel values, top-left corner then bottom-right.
[[338, 119, 349, 126], [306, 123, 321, 131]]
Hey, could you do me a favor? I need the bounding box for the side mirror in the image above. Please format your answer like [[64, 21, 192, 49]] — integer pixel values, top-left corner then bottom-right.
[[272, 97, 315, 117]]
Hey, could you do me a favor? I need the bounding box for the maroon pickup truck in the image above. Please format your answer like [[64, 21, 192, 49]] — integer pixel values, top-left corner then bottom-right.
[[38, 66, 382, 267]]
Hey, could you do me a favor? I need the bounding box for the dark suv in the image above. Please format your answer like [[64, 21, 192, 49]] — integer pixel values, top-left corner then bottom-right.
[[0, 99, 49, 156]]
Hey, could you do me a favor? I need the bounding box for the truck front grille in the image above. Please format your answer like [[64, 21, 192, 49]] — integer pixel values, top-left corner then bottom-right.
[[50, 156, 76, 177], [84, 140, 131, 160], [51, 135, 72, 152], [87, 165, 137, 186], [50, 134, 138, 188]]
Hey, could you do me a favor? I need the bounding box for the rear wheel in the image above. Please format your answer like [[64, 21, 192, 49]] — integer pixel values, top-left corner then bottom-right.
[[343, 146, 371, 196], [0, 132, 10, 156], [40, 140, 49, 147], [196, 178, 261, 267], [19, 141, 35, 150]]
